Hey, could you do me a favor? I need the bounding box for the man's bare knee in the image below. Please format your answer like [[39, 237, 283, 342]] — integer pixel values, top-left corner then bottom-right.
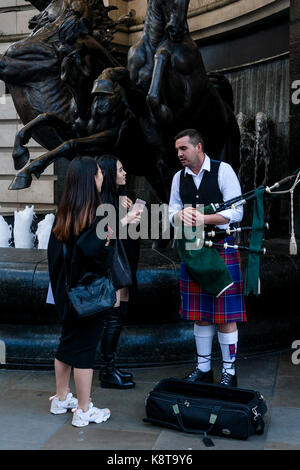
[[195, 321, 212, 326]]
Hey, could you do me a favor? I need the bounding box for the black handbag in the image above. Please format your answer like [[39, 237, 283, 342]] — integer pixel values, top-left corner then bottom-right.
[[111, 238, 132, 289], [143, 378, 267, 447], [63, 243, 116, 320]]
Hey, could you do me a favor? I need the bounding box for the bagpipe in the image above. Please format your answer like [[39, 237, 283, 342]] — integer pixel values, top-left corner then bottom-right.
[[176, 169, 300, 297]]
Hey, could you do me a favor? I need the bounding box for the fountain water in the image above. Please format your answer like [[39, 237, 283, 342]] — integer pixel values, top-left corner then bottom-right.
[[13, 205, 35, 249], [0, 213, 12, 247], [36, 213, 55, 250], [3, 206, 55, 249]]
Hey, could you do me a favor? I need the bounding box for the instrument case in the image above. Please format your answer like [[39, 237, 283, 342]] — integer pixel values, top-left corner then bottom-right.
[[143, 378, 267, 446]]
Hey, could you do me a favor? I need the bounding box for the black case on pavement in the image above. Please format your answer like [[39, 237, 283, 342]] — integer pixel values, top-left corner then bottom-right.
[[143, 378, 267, 445]]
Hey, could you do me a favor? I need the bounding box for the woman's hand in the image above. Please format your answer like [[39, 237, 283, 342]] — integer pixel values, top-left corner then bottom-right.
[[120, 196, 133, 211], [121, 210, 141, 226]]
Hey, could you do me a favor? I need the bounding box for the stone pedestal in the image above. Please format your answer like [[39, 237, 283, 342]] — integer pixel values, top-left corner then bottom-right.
[[0, 239, 299, 369]]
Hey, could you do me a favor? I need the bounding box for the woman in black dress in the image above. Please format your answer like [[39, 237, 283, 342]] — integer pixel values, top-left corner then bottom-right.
[[47, 156, 112, 427], [97, 155, 141, 389]]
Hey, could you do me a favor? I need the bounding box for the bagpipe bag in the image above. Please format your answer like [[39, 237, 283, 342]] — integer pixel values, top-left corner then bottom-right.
[[176, 225, 233, 297]]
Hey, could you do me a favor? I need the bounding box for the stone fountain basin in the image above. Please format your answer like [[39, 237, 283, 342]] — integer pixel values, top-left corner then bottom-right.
[[0, 239, 299, 369]]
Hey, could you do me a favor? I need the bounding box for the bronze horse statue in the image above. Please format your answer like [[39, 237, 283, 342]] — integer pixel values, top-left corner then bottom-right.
[[0, 0, 119, 162], [9, 65, 171, 202], [127, 0, 240, 170]]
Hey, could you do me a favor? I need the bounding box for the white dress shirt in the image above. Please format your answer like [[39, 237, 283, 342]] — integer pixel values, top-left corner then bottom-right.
[[168, 155, 243, 229]]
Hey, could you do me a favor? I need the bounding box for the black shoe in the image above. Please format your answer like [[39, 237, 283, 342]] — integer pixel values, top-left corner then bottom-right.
[[184, 368, 214, 384], [114, 367, 133, 380], [219, 371, 237, 387], [99, 361, 133, 381], [100, 367, 136, 389]]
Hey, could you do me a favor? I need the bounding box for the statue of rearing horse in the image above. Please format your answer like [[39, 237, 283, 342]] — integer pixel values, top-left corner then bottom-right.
[[127, 0, 240, 172], [0, 0, 119, 158]]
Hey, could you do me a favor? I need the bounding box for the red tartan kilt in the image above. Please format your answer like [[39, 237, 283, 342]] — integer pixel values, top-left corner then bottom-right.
[[180, 246, 247, 324]]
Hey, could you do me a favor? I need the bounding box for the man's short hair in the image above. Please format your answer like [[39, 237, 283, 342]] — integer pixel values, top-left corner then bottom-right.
[[174, 129, 204, 151]]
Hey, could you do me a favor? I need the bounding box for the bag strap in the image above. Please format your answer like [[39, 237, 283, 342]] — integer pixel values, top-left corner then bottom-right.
[[62, 243, 74, 292], [254, 416, 265, 435], [172, 403, 221, 447], [63, 240, 111, 290], [252, 402, 265, 435]]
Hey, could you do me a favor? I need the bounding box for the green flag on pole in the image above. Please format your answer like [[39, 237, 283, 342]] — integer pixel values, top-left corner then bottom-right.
[[244, 187, 265, 296]]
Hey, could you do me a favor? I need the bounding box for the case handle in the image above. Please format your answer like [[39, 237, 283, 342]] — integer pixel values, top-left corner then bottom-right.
[[172, 403, 221, 447]]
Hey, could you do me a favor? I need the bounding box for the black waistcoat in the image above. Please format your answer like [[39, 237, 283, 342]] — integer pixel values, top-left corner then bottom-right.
[[179, 159, 223, 208]]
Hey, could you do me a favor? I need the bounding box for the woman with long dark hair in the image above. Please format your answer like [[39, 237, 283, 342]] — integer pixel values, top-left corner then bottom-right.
[[47, 156, 112, 427], [97, 154, 141, 389]]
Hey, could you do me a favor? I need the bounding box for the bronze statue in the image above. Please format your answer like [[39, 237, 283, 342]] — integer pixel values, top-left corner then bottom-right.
[[8, 0, 241, 203], [128, 0, 240, 166], [9, 65, 169, 201], [0, 0, 119, 162]]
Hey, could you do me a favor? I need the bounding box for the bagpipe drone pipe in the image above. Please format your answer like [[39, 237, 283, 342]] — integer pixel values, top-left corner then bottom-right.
[[176, 169, 300, 297]]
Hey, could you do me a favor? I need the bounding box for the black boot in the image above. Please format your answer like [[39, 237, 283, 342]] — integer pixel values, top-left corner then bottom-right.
[[114, 302, 133, 380], [99, 306, 135, 389], [100, 360, 135, 389]]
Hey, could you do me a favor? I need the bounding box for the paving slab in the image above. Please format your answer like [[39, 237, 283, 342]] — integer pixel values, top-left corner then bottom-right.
[[0, 388, 70, 446], [264, 407, 300, 447], [152, 427, 266, 451], [0, 439, 42, 450], [41, 426, 161, 451], [277, 351, 300, 377], [9, 370, 58, 393], [272, 375, 300, 408], [90, 382, 159, 434], [125, 364, 193, 384], [264, 441, 300, 450], [0, 369, 32, 397]]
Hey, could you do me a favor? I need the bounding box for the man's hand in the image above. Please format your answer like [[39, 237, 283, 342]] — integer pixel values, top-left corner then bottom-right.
[[178, 207, 204, 227]]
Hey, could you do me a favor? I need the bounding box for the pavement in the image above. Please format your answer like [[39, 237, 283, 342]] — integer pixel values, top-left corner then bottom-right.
[[0, 350, 299, 452]]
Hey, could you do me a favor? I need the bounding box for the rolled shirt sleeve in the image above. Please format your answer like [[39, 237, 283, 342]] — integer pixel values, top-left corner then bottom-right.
[[217, 162, 243, 228], [168, 170, 183, 227]]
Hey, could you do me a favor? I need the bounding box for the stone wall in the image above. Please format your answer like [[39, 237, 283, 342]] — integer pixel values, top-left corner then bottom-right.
[[226, 56, 290, 182], [112, 0, 289, 46]]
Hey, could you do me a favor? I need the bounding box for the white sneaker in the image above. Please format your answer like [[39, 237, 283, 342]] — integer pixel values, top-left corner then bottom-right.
[[49, 392, 78, 415], [72, 403, 110, 427]]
